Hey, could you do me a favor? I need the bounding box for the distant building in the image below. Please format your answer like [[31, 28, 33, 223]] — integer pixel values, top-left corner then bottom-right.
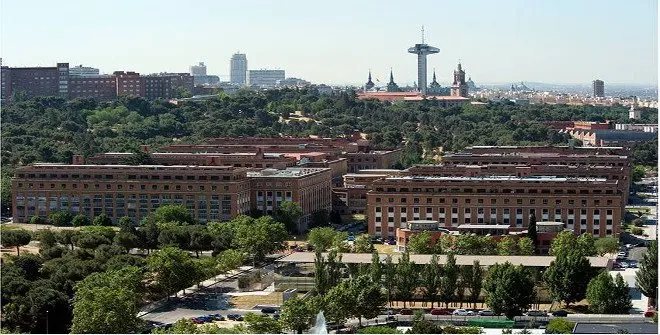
[[190, 62, 207, 76], [450, 62, 468, 97], [628, 98, 641, 119], [386, 69, 401, 92], [593, 79, 605, 98], [427, 69, 442, 95], [69, 65, 100, 77], [230, 53, 248, 85], [193, 75, 220, 86], [278, 77, 311, 87], [248, 69, 285, 88], [1, 62, 70, 101], [364, 70, 375, 91]]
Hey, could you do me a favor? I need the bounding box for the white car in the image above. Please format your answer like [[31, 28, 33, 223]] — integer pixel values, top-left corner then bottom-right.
[[452, 309, 474, 316]]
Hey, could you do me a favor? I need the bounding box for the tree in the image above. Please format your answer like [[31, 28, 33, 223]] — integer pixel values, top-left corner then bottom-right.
[[351, 275, 387, 326], [55, 229, 79, 250], [216, 249, 246, 274], [158, 226, 189, 249], [636, 240, 658, 309], [74, 232, 111, 249], [244, 312, 282, 334], [439, 234, 455, 253], [143, 204, 195, 226], [137, 221, 160, 253], [546, 318, 576, 334], [279, 296, 318, 334], [274, 201, 303, 234], [48, 211, 73, 227], [407, 231, 437, 254], [595, 237, 620, 256], [483, 262, 535, 319], [353, 233, 374, 253], [421, 254, 442, 308], [38, 229, 57, 248], [71, 214, 91, 227], [114, 232, 139, 253], [527, 213, 538, 252], [314, 250, 329, 295], [188, 226, 213, 257], [395, 251, 418, 308], [11, 253, 43, 280], [162, 319, 199, 334], [93, 213, 113, 226], [497, 236, 518, 256], [466, 260, 484, 309], [233, 216, 288, 263], [632, 165, 646, 182], [587, 271, 632, 314], [308, 227, 344, 251], [543, 250, 594, 307], [324, 280, 353, 328], [384, 255, 397, 308], [1, 229, 31, 256], [71, 266, 144, 333], [118, 216, 136, 234], [147, 247, 200, 297], [369, 251, 382, 285], [310, 209, 330, 228], [2, 286, 72, 334], [518, 236, 536, 255], [576, 234, 597, 257], [439, 253, 459, 308]]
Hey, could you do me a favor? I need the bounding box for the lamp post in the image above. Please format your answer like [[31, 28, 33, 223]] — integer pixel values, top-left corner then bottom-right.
[[46, 310, 49, 334]]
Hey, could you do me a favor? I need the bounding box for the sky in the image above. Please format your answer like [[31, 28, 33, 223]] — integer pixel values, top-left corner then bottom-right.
[[1, 0, 658, 86]]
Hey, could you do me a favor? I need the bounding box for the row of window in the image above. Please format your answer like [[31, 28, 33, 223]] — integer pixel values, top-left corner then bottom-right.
[[448, 161, 627, 167], [374, 197, 615, 206], [373, 187, 617, 195], [17, 182, 233, 192], [18, 173, 235, 181], [375, 206, 615, 216]]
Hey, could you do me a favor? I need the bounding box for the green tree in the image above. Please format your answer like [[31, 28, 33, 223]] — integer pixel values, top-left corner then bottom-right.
[[527, 213, 538, 252], [351, 275, 387, 326], [439, 253, 459, 308], [466, 260, 485, 309], [143, 204, 195, 226], [314, 250, 329, 295], [595, 237, 620, 256], [324, 280, 353, 328], [162, 318, 199, 334], [118, 216, 136, 233], [517, 237, 535, 256], [74, 232, 111, 249], [274, 201, 303, 234], [543, 250, 594, 307], [147, 247, 200, 297], [55, 229, 79, 250], [384, 255, 397, 307], [353, 233, 374, 253], [93, 213, 113, 226], [233, 216, 288, 263], [244, 312, 283, 334], [71, 266, 144, 333], [71, 214, 91, 227], [188, 226, 213, 257], [497, 236, 518, 255], [1, 286, 72, 334], [11, 253, 43, 280], [138, 221, 161, 253], [577, 234, 597, 257], [369, 251, 382, 284], [587, 271, 632, 314], [407, 231, 437, 254], [38, 229, 57, 248], [545, 318, 575, 334], [1, 229, 31, 256], [421, 254, 442, 308], [632, 165, 646, 182], [636, 240, 658, 309], [279, 296, 319, 334], [48, 211, 73, 227], [483, 262, 535, 319], [310, 209, 330, 228], [549, 231, 598, 256], [395, 251, 418, 308], [308, 227, 345, 251], [114, 232, 139, 253]]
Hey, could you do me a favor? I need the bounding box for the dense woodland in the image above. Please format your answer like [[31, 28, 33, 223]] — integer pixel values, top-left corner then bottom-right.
[[1, 89, 658, 215]]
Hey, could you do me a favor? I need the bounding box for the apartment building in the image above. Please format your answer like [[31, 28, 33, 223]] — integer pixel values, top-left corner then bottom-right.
[[333, 170, 402, 215], [1, 63, 69, 101], [367, 176, 623, 239], [248, 168, 332, 231], [68, 75, 117, 100], [247, 69, 285, 88], [11, 164, 252, 224], [88, 151, 297, 169], [346, 149, 403, 173], [464, 145, 630, 156]]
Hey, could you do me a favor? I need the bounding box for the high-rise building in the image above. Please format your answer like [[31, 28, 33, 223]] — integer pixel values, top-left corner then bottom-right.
[[69, 65, 100, 77], [1, 62, 70, 101], [190, 62, 207, 77], [450, 62, 469, 97], [593, 79, 605, 98], [230, 53, 248, 85], [247, 69, 285, 88]]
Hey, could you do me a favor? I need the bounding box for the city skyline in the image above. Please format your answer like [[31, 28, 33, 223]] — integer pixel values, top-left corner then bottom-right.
[[1, 0, 658, 86]]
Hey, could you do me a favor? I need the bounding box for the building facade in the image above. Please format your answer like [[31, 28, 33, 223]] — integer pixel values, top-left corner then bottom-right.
[[248, 70, 286, 88], [367, 176, 623, 239], [68, 75, 117, 100], [230, 53, 248, 86], [593, 79, 605, 98], [450, 63, 468, 97], [190, 62, 207, 77], [69, 65, 100, 77], [1, 63, 69, 101]]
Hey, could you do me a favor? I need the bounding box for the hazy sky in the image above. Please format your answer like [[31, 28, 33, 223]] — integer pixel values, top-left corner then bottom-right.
[[1, 0, 658, 86]]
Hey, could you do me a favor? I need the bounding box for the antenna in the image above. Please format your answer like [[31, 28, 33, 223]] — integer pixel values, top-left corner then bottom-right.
[[421, 25, 425, 44]]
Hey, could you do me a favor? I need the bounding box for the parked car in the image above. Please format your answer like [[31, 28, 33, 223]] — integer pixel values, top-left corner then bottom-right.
[[431, 308, 453, 315], [552, 310, 569, 317], [273, 313, 280, 320], [190, 317, 204, 324], [619, 262, 629, 269], [386, 314, 396, 321], [617, 251, 628, 258], [478, 310, 498, 316], [452, 309, 474, 316], [525, 310, 548, 317], [644, 309, 656, 318], [400, 309, 413, 315], [261, 308, 277, 314], [211, 314, 225, 321], [627, 260, 638, 268]]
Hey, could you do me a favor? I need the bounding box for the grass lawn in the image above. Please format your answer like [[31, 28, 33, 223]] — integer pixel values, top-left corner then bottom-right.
[[374, 244, 397, 254], [229, 292, 305, 309]]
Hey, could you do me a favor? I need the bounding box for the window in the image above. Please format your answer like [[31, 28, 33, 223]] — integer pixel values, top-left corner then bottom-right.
[[542, 199, 548, 205], [516, 199, 523, 205], [491, 199, 497, 205], [568, 199, 574, 205], [529, 199, 536, 205]]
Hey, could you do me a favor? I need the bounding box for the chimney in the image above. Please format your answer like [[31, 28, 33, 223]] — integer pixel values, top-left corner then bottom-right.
[[72, 155, 84, 165]]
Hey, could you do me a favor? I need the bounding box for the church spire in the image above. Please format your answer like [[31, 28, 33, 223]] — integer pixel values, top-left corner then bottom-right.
[[365, 70, 375, 90], [389, 68, 394, 84], [386, 68, 400, 92]]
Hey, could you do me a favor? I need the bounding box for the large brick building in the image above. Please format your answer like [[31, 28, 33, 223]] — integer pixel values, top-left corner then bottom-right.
[[11, 163, 332, 229], [367, 175, 623, 239], [1, 62, 194, 102]]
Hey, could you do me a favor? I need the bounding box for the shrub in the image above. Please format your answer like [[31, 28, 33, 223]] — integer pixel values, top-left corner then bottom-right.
[[631, 227, 644, 235], [545, 318, 575, 334], [357, 326, 400, 334]]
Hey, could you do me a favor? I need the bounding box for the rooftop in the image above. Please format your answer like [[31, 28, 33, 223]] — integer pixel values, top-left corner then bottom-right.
[[277, 252, 611, 268], [247, 167, 330, 178], [572, 322, 658, 334], [457, 224, 512, 229], [383, 175, 609, 183]]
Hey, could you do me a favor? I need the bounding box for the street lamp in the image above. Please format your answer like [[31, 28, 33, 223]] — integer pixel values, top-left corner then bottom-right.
[[46, 310, 49, 334]]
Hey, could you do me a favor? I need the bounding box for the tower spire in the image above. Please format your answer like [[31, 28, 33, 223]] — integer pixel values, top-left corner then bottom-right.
[[432, 68, 437, 82], [421, 25, 425, 44]]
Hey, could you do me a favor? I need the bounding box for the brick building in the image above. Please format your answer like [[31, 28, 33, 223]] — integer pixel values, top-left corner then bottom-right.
[[367, 175, 623, 239], [68, 75, 117, 100], [11, 163, 332, 229], [1, 63, 69, 101], [248, 168, 332, 231]]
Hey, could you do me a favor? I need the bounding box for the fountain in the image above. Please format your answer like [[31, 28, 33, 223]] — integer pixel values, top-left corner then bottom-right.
[[310, 311, 328, 334]]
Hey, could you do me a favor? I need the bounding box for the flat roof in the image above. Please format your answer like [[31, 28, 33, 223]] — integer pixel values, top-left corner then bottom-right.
[[247, 167, 330, 178], [29, 163, 238, 169], [457, 224, 511, 229], [277, 252, 611, 268]]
